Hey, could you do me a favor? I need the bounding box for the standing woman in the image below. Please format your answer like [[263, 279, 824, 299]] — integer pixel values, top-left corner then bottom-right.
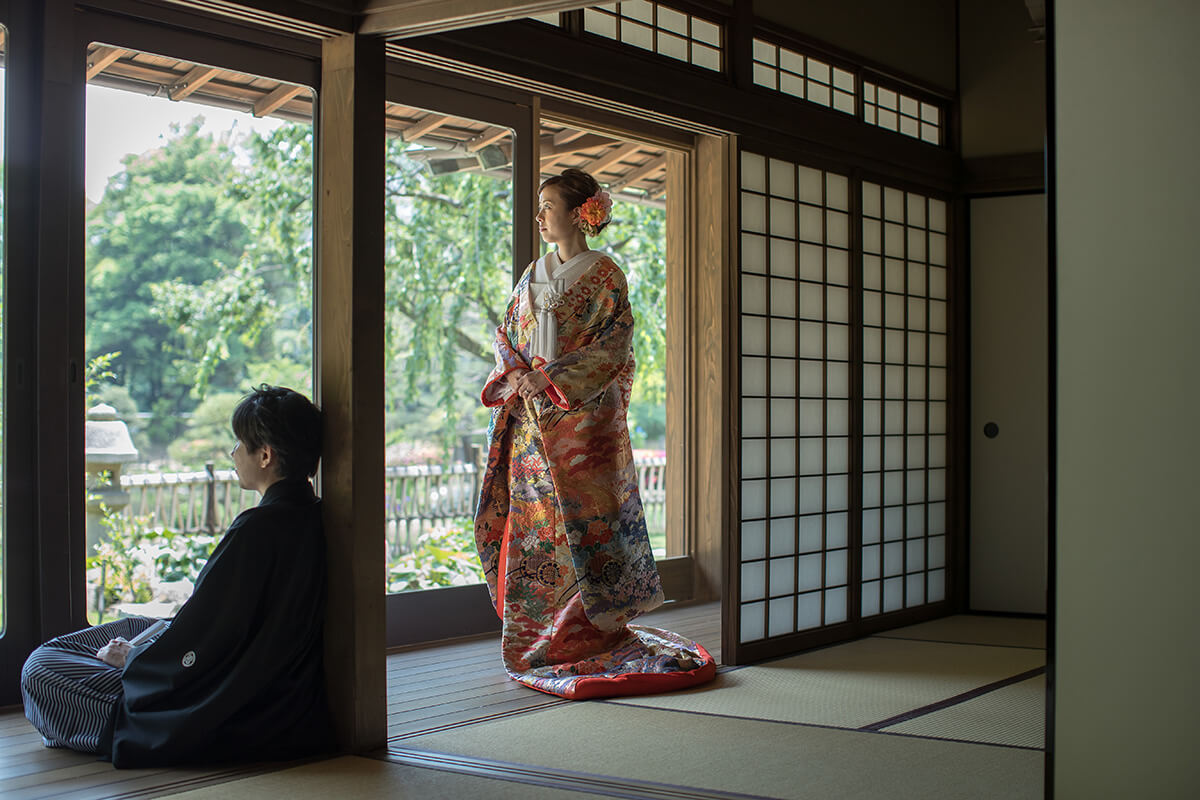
[[475, 168, 716, 699]]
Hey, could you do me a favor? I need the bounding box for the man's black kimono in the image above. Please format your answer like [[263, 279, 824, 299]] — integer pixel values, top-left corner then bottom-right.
[[102, 479, 333, 767]]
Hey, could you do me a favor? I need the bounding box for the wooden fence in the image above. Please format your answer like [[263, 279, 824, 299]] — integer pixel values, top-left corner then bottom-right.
[[120, 457, 667, 557]]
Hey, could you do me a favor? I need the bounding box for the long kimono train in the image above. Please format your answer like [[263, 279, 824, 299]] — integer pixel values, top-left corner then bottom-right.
[[475, 251, 716, 699]]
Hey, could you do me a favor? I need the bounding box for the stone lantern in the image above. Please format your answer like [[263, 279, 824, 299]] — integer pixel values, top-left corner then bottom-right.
[[84, 402, 139, 552]]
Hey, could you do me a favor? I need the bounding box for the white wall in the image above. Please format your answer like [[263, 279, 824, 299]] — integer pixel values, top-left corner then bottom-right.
[[1055, 2, 1200, 796], [969, 194, 1047, 614]]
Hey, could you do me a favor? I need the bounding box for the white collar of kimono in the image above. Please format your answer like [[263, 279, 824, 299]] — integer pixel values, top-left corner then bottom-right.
[[533, 249, 603, 290]]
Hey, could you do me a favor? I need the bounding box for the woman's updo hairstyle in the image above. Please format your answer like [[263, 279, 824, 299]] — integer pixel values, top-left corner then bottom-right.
[[539, 168, 612, 237]]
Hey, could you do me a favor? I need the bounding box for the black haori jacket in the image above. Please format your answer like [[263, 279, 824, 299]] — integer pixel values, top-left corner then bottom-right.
[[102, 479, 333, 768]]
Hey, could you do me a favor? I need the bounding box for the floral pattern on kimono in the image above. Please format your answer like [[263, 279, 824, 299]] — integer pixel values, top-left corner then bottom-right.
[[474, 253, 716, 700]]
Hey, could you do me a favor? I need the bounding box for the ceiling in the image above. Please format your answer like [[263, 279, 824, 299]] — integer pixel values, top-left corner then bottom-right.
[[86, 42, 668, 207]]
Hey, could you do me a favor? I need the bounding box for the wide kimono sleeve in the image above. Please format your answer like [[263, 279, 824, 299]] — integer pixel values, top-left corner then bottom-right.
[[538, 265, 634, 412], [481, 271, 532, 407]]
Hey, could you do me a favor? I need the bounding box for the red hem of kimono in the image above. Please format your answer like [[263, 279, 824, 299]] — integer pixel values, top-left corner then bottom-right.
[[524, 643, 718, 701], [536, 365, 570, 410], [493, 514, 512, 617]]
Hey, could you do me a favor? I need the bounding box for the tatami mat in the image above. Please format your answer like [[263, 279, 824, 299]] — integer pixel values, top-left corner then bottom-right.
[[883, 675, 1046, 749], [161, 755, 611, 800], [401, 702, 1043, 799], [877, 615, 1046, 650], [610, 637, 1045, 729]]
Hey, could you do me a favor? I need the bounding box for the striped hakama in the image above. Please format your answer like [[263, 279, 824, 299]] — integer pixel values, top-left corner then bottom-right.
[[21, 617, 157, 753]]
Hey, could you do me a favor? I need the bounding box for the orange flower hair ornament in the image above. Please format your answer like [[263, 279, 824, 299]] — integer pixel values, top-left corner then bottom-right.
[[577, 190, 612, 237]]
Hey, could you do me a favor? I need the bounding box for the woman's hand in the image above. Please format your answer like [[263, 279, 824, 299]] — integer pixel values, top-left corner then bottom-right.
[[96, 638, 132, 668], [514, 370, 550, 401], [505, 369, 529, 395]]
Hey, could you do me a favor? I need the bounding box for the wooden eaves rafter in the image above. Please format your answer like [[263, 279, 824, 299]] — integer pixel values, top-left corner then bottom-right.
[[358, 0, 591, 38]]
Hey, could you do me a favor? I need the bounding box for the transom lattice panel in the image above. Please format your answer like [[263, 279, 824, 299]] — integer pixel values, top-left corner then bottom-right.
[[863, 82, 941, 145], [751, 38, 855, 115], [584, 2, 722, 72], [859, 182, 949, 617], [738, 152, 852, 644]]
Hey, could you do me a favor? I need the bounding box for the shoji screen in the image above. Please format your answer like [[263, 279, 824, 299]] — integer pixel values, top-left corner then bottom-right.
[[859, 182, 948, 617], [730, 154, 954, 662], [737, 152, 852, 650]]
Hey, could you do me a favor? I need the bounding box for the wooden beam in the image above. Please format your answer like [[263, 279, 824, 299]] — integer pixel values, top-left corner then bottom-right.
[[466, 125, 511, 152], [608, 154, 667, 192], [360, 0, 591, 38], [553, 128, 587, 146], [317, 32, 387, 754], [583, 142, 641, 180], [85, 45, 124, 81], [962, 152, 1045, 195], [538, 132, 613, 163], [253, 83, 305, 117], [401, 112, 451, 142], [168, 64, 221, 101]]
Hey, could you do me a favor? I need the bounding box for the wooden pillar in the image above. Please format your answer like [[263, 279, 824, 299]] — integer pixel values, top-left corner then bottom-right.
[[664, 149, 688, 562], [39, 0, 88, 634], [693, 133, 736, 606], [316, 33, 386, 753]]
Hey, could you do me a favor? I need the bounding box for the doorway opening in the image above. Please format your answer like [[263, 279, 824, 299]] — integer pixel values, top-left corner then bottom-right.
[[82, 43, 315, 624]]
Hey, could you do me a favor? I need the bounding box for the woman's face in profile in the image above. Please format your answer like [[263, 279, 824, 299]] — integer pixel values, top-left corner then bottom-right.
[[536, 184, 577, 244]]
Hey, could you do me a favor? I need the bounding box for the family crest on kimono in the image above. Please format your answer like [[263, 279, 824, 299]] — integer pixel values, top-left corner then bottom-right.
[[20, 385, 333, 767], [474, 167, 717, 699]]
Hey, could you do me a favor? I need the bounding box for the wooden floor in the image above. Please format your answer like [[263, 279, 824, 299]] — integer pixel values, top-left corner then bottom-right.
[[0, 601, 722, 799]]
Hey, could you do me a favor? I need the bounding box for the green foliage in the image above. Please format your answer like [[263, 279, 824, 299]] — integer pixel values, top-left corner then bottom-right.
[[88, 506, 219, 611], [627, 399, 667, 448], [86, 120, 250, 436], [386, 517, 485, 592], [589, 199, 668, 408], [85, 115, 671, 467], [167, 391, 242, 469], [85, 351, 121, 408], [383, 144, 512, 451], [88, 506, 170, 607], [150, 259, 276, 395], [153, 529, 220, 583]]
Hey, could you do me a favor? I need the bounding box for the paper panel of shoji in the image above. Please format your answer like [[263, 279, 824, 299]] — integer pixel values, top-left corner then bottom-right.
[[739, 151, 851, 644], [860, 181, 949, 618]]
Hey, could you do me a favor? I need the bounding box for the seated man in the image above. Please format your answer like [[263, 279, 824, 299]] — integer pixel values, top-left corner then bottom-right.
[[21, 385, 333, 767]]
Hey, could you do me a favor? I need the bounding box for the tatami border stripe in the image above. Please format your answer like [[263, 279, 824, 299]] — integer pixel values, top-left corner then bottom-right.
[[860, 666, 1046, 731], [69, 764, 278, 800], [599, 696, 1043, 752], [871, 634, 1046, 651], [383, 746, 783, 800], [387, 698, 567, 741]]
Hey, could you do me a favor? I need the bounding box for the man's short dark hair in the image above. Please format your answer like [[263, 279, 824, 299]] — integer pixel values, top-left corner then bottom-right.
[[231, 385, 323, 480]]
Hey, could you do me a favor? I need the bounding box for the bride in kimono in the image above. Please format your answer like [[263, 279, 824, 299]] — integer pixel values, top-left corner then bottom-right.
[[475, 167, 716, 699]]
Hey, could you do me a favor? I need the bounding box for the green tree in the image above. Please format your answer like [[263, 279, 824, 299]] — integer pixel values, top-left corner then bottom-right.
[[87, 119, 250, 444], [103, 120, 671, 461]]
